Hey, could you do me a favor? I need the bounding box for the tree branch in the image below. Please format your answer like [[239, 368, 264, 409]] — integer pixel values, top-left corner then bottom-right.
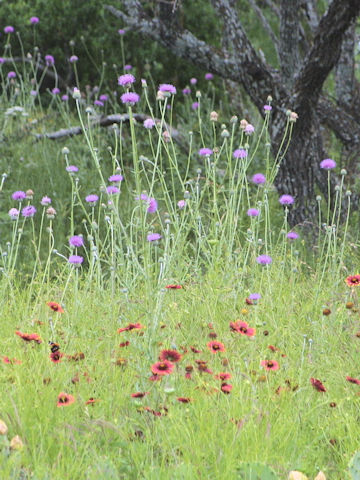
[[279, 0, 300, 88], [247, 0, 280, 61]]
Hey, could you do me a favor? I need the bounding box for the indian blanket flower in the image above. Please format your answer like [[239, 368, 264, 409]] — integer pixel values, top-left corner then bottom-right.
[[57, 392, 75, 407], [47, 301, 64, 313], [131, 392, 149, 398], [69, 235, 84, 247], [165, 284, 182, 289], [233, 149, 247, 159], [287, 231, 299, 240], [215, 372, 232, 381], [177, 397, 191, 403], [247, 208, 259, 217], [256, 254, 272, 265], [50, 351, 64, 363], [8, 208, 19, 219], [143, 118, 155, 129], [147, 233, 161, 242], [15, 331, 42, 344], [12, 191, 26, 201], [117, 323, 144, 333], [229, 320, 256, 337], [346, 376, 360, 385], [252, 173, 266, 185], [22, 205, 36, 218], [207, 341, 226, 353], [121, 92, 139, 105], [279, 194, 295, 205], [261, 360, 279, 371], [159, 349, 182, 363], [118, 73, 135, 87], [159, 83, 176, 95], [68, 255, 83, 265], [151, 360, 174, 376], [30, 16, 39, 24], [221, 383, 233, 394], [345, 275, 360, 287], [85, 194, 99, 204], [310, 377, 326, 392], [320, 158, 336, 170], [199, 148, 212, 156], [85, 398, 100, 405]]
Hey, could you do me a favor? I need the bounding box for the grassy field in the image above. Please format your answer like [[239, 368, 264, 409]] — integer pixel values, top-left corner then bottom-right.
[[1, 33, 360, 480]]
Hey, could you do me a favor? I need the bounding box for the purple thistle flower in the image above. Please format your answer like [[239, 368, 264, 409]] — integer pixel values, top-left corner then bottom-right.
[[124, 64, 132, 71], [51, 87, 60, 95], [69, 55, 78, 63], [61, 94, 69, 101], [320, 158, 336, 170], [147, 233, 162, 242], [106, 185, 120, 195], [205, 73, 213, 80], [41, 196, 52, 206], [22, 205, 37, 218], [85, 194, 99, 204], [99, 94, 108, 102], [118, 29, 125, 35], [247, 208, 259, 217], [256, 254, 272, 265], [30, 90, 37, 96], [287, 231, 299, 240], [198, 148, 212, 156], [8, 208, 19, 219], [182, 87, 191, 95], [264, 105, 272, 112], [68, 255, 83, 265], [251, 173, 266, 185], [0, 58, 5, 64], [66, 165, 78, 173], [249, 293, 261, 300], [121, 92, 139, 105], [30, 17, 39, 25], [12, 191, 26, 201], [177, 199, 186, 209], [191, 102, 199, 110], [4, 26, 14, 34], [147, 197, 158, 213], [7, 71, 16, 79], [45, 55, 55, 66], [233, 149, 248, 159], [190, 78, 197, 85], [69, 235, 84, 247], [144, 118, 156, 129], [94, 100, 104, 107], [108, 174, 123, 183], [118, 73, 135, 87], [244, 124, 255, 135], [159, 84, 177, 95], [279, 194, 294, 205]]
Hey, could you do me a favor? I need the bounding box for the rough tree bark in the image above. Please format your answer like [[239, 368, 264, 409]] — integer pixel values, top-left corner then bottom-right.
[[105, 0, 360, 226]]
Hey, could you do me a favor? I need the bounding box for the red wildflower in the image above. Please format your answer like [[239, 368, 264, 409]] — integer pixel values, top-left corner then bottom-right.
[[261, 360, 280, 371], [268, 345, 280, 352], [50, 351, 64, 363], [151, 360, 174, 376], [207, 341, 226, 353], [190, 346, 202, 353], [177, 397, 191, 403], [229, 320, 256, 337], [57, 392, 75, 407], [196, 360, 213, 374], [15, 331, 42, 344], [47, 301, 64, 313], [159, 349, 182, 363], [117, 323, 144, 333], [67, 352, 85, 361], [143, 406, 163, 417], [245, 297, 254, 305], [149, 374, 162, 382], [119, 341, 130, 348], [2, 356, 21, 365], [215, 372, 232, 381], [346, 376, 360, 385], [310, 377, 326, 392], [131, 392, 149, 398], [345, 275, 360, 287], [165, 284, 182, 289], [85, 398, 100, 405], [221, 383, 233, 394]]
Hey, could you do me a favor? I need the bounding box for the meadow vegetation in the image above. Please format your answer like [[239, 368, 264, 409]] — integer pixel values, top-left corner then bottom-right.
[[0, 18, 360, 480]]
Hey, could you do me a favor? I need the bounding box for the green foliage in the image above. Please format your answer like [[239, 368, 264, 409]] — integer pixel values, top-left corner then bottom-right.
[[236, 462, 279, 480], [349, 451, 360, 480]]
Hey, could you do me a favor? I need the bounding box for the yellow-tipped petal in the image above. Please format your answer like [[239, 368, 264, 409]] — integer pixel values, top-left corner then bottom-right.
[[10, 435, 24, 450]]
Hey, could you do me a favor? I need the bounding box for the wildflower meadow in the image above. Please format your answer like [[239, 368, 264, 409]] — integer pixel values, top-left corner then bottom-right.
[[1, 17, 360, 480]]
